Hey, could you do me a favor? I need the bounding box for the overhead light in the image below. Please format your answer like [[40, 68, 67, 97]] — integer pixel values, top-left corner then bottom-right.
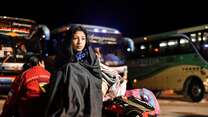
[[114, 30, 119, 34], [160, 42, 167, 47], [101, 29, 107, 33], [204, 44, 208, 48], [93, 28, 99, 32]]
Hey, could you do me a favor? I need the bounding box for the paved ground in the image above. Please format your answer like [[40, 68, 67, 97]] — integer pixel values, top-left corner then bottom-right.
[[159, 98, 208, 117], [158, 90, 208, 117], [0, 92, 207, 117]]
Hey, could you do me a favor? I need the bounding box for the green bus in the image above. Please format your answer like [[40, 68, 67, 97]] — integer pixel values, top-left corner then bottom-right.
[[127, 24, 208, 102]]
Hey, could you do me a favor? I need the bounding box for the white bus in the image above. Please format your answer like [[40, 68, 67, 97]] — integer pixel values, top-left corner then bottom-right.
[[46, 24, 134, 75]]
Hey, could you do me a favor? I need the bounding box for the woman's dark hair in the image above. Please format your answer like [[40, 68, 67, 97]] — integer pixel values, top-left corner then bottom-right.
[[62, 25, 90, 61], [55, 25, 102, 78]]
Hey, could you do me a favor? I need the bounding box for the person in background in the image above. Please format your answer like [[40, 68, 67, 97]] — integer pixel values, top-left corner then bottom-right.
[[0, 55, 51, 117], [16, 42, 27, 55], [45, 25, 103, 117], [94, 47, 127, 101]]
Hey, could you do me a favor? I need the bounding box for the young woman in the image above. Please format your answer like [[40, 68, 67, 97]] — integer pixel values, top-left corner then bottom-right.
[[45, 25, 103, 117]]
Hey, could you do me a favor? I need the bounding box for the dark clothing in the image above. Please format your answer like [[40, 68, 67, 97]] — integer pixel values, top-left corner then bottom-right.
[[45, 46, 103, 117], [18, 98, 46, 117], [1, 66, 51, 117]]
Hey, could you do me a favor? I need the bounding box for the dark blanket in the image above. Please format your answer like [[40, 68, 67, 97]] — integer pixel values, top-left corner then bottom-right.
[[45, 62, 102, 117]]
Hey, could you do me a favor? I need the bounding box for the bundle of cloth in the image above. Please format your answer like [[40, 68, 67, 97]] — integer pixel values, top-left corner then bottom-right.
[[100, 63, 160, 117]]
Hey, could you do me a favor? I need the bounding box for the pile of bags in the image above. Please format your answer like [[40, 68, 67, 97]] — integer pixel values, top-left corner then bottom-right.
[[100, 63, 160, 117]]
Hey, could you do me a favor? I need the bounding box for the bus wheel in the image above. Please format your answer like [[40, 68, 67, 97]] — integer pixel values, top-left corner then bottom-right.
[[187, 79, 204, 102]]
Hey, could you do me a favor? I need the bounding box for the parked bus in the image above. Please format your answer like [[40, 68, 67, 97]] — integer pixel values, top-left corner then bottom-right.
[[127, 24, 208, 102], [46, 24, 134, 75], [0, 16, 49, 93]]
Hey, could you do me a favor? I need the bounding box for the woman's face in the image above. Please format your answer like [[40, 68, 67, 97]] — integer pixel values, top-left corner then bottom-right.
[[72, 31, 87, 52]]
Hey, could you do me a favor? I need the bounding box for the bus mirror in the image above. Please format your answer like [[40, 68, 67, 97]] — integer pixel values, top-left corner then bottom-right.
[[37, 25, 50, 57], [38, 24, 50, 41], [25, 24, 50, 56], [122, 37, 135, 52], [27, 24, 50, 41]]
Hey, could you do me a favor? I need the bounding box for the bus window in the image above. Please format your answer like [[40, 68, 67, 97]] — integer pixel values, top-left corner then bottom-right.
[[0, 16, 37, 65], [190, 33, 197, 42], [199, 32, 208, 60], [159, 41, 167, 56]]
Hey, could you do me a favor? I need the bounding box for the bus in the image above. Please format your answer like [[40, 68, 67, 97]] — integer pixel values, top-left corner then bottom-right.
[[127, 24, 208, 102], [0, 16, 49, 93], [46, 24, 134, 75]]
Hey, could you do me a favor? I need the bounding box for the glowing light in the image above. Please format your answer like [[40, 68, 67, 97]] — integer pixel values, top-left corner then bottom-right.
[[114, 30, 119, 34], [127, 48, 131, 52], [0, 27, 29, 33], [6, 32, 18, 37], [198, 37, 202, 41], [168, 41, 177, 46], [198, 32, 201, 35], [42, 35, 46, 38], [190, 33, 196, 37], [102, 29, 107, 33], [204, 44, 208, 48], [93, 28, 99, 32], [180, 39, 188, 44], [202, 37, 207, 41], [133, 79, 137, 83], [191, 39, 196, 42], [159, 42, 167, 47], [154, 48, 159, 52], [12, 22, 32, 28], [144, 37, 147, 41], [140, 45, 146, 50]]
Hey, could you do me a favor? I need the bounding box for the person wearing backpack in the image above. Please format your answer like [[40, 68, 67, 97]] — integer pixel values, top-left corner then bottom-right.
[[0, 55, 51, 117]]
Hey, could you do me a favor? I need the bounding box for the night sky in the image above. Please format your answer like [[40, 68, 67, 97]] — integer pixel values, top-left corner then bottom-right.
[[6, 0, 208, 38]]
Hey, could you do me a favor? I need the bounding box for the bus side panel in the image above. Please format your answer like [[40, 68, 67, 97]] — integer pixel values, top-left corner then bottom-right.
[[133, 64, 208, 92]]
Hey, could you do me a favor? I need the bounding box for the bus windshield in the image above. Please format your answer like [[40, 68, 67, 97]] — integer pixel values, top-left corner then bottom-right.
[[0, 16, 51, 94], [0, 16, 37, 73]]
